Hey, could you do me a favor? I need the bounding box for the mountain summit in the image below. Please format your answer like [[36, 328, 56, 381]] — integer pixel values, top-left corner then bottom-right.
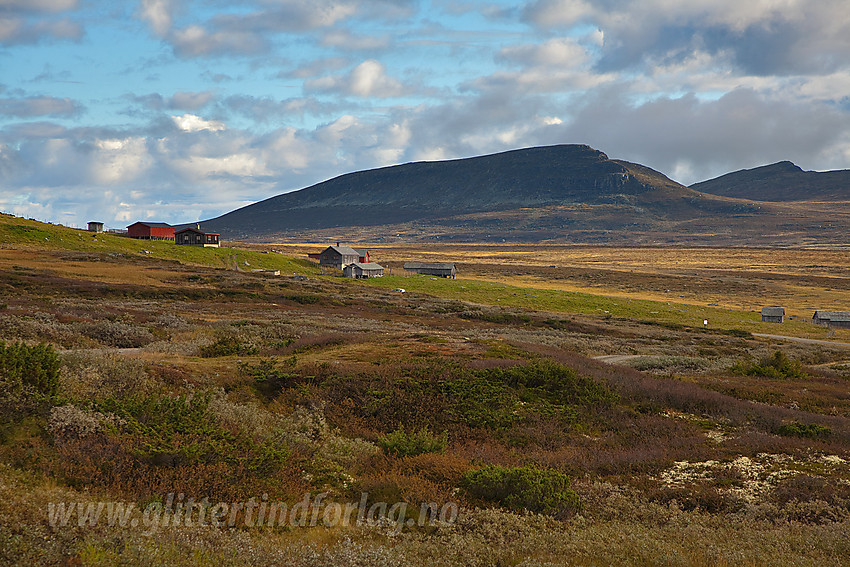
[[690, 161, 850, 202]]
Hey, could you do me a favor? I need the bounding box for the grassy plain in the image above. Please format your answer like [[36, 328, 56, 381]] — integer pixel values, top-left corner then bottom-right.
[[2, 215, 850, 565]]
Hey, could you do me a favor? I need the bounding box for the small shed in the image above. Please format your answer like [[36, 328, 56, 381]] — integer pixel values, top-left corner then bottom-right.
[[355, 249, 370, 263], [761, 307, 785, 323], [175, 226, 220, 248], [812, 310, 850, 329], [127, 222, 175, 240], [319, 245, 360, 270], [343, 262, 384, 278], [87, 221, 103, 233], [404, 262, 456, 278]]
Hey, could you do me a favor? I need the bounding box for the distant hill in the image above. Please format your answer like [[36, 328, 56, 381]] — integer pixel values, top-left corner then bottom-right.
[[197, 145, 850, 245], [691, 161, 850, 201], [202, 145, 753, 241]]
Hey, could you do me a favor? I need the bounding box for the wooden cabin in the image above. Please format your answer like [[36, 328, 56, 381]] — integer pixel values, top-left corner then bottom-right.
[[343, 262, 384, 278], [175, 227, 220, 247], [87, 221, 103, 233], [761, 307, 785, 323], [127, 222, 175, 240], [319, 245, 360, 270], [404, 262, 456, 278], [812, 310, 850, 329]]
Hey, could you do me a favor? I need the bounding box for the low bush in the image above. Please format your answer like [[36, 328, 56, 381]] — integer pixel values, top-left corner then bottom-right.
[[200, 334, 258, 358], [0, 341, 60, 398], [461, 464, 582, 516], [378, 426, 448, 457], [776, 422, 832, 439], [731, 351, 806, 379], [240, 357, 302, 399]]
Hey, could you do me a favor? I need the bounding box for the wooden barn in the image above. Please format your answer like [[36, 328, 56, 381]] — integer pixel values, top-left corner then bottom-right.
[[127, 221, 175, 240], [761, 307, 785, 323], [404, 262, 456, 278], [812, 310, 850, 329], [87, 221, 103, 233], [319, 245, 360, 270], [343, 262, 384, 279], [175, 226, 220, 248]]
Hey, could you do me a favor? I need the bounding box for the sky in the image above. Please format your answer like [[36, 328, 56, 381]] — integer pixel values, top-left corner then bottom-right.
[[1, 0, 850, 229]]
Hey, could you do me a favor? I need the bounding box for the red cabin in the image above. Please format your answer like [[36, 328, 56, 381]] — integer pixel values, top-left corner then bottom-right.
[[126, 222, 175, 240]]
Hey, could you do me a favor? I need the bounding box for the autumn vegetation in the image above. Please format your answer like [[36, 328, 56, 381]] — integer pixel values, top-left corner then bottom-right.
[[1, 214, 850, 565]]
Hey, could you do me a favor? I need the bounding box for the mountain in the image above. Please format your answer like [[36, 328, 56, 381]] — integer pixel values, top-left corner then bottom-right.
[[690, 161, 850, 201], [202, 145, 750, 241], [199, 144, 850, 245]]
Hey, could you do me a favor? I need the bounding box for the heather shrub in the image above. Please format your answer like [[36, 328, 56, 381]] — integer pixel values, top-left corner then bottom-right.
[[47, 404, 126, 439], [461, 465, 582, 516], [0, 341, 60, 398], [378, 426, 448, 457], [59, 351, 155, 400], [75, 320, 155, 348]]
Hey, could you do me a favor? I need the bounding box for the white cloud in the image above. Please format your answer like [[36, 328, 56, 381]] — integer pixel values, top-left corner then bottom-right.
[[171, 114, 226, 132], [138, 0, 173, 37], [307, 60, 406, 98]]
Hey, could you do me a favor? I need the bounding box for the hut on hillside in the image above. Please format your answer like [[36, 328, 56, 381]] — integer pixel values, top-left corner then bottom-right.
[[175, 226, 220, 248], [127, 222, 175, 240], [404, 262, 456, 278], [812, 310, 850, 329], [761, 307, 785, 323], [343, 262, 384, 278], [87, 221, 103, 233], [319, 245, 360, 270]]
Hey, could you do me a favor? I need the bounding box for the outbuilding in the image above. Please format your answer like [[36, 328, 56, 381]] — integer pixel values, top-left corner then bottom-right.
[[812, 310, 850, 329], [87, 221, 103, 233], [343, 262, 384, 278], [319, 245, 360, 270], [761, 307, 785, 323], [404, 262, 456, 278], [175, 226, 220, 247], [127, 222, 175, 240]]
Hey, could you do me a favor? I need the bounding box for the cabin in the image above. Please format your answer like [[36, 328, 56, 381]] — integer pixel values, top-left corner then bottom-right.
[[175, 227, 220, 248], [404, 262, 457, 278], [319, 245, 360, 270], [812, 310, 850, 329], [355, 249, 370, 263], [127, 222, 175, 240], [87, 221, 103, 233], [343, 262, 384, 278], [761, 307, 785, 323]]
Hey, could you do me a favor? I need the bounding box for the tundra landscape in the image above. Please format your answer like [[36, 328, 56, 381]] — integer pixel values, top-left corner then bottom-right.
[[2, 214, 850, 566]]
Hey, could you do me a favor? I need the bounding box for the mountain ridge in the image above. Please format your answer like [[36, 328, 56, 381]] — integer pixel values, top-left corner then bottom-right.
[[197, 144, 850, 245], [690, 161, 850, 202]]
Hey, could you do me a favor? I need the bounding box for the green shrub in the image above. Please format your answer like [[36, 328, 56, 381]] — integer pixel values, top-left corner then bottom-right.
[[240, 357, 301, 399], [777, 422, 832, 439], [0, 341, 60, 398], [378, 426, 447, 457], [461, 465, 582, 516], [731, 350, 806, 379], [484, 360, 618, 407], [200, 335, 258, 358]]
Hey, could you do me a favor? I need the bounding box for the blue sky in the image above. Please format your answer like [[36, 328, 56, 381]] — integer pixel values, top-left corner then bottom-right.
[[2, 0, 849, 229]]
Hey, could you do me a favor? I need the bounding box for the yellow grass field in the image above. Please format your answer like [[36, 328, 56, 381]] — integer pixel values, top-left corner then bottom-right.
[[265, 243, 850, 321]]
